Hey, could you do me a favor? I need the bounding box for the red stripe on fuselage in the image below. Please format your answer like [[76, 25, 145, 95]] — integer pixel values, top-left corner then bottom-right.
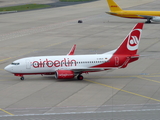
[[14, 72, 55, 76]]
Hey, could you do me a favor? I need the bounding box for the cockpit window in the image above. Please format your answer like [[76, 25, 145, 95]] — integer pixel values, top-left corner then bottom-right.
[[11, 63, 20, 65]]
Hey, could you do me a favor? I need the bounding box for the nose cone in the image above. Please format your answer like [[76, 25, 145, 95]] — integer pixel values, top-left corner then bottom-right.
[[4, 65, 13, 73]]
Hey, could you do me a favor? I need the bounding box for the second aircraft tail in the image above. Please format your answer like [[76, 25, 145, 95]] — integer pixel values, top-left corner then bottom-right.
[[106, 0, 123, 11]]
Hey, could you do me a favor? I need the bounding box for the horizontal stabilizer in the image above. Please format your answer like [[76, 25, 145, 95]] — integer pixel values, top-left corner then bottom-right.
[[130, 55, 140, 59], [106, 12, 117, 15]]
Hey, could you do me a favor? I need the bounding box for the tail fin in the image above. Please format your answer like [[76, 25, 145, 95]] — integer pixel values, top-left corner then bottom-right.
[[114, 23, 144, 55], [106, 0, 123, 11]]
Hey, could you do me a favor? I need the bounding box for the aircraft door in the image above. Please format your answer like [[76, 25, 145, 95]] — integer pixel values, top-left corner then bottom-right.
[[26, 59, 31, 69], [115, 57, 119, 66]]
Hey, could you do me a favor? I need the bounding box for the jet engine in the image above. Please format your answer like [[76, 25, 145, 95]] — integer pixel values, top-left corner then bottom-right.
[[55, 70, 74, 79], [151, 17, 160, 22]]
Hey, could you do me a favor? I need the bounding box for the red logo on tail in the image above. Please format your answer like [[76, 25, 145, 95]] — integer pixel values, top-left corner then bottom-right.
[[127, 29, 141, 51]]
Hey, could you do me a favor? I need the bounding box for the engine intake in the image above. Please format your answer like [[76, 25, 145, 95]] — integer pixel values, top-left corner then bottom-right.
[[152, 17, 160, 22]]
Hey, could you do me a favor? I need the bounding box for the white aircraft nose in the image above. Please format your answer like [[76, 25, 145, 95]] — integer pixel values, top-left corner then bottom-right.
[[4, 65, 13, 72]]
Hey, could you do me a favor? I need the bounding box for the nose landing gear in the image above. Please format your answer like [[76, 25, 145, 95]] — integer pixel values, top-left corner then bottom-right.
[[14, 74, 24, 80]]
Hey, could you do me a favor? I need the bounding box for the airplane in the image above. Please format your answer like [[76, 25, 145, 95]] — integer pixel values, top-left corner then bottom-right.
[[4, 23, 144, 80], [106, 0, 160, 23]]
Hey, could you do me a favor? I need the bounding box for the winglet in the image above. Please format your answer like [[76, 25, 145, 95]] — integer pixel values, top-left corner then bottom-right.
[[67, 44, 76, 55]]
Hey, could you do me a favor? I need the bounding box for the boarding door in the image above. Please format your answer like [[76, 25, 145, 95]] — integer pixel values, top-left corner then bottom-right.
[[26, 59, 31, 69]]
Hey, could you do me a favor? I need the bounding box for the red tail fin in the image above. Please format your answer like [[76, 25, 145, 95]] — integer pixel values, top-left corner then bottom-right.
[[114, 23, 144, 55]]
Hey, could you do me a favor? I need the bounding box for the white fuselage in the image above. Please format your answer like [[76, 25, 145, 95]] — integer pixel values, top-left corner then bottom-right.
[[5, 54, 113, 74]]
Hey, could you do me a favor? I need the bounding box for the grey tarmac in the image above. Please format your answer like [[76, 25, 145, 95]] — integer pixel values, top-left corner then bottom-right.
[[0, 0, 160, 120]]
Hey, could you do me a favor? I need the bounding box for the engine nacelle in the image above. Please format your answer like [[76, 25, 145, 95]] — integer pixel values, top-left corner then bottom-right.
[[151, 17, 160, 22], [55, 70, 74, 79]]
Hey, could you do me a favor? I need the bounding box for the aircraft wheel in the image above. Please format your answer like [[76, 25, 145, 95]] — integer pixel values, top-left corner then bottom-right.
[[145, 20, 151, 23], [77, 75, 83, 80], [20, 77, 24, 80]]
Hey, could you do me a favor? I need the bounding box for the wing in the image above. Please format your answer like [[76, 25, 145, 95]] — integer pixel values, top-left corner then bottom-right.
[[67, 44, 76, 55], [56, 67, 120, 73], [138, 15, 153, 19]]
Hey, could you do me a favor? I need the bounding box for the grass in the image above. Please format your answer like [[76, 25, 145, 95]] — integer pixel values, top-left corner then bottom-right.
[[0, 4, 51, 12], [60, 0, 93, 2]]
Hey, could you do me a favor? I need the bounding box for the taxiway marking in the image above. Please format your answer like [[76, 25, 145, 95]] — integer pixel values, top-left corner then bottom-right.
[[137, 76, 160, 83], [84, 79, 160, 102], [0, 108, 14, 116], [88, 75, 160, 84], [0, 42, 63, 63], [0, 57, 11, 62], [0, 108, 160, 118]]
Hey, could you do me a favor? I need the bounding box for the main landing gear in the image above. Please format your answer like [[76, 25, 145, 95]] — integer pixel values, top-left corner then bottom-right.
[[20, 76, 24, 80], [77, 75, 83, 80], [145, 18, 151, 23]]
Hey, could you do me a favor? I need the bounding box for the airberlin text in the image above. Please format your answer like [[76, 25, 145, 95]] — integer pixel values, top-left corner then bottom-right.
[[32, 58, 76, 68]]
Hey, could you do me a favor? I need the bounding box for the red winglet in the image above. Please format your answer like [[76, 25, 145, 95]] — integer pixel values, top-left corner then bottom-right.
[[67, 44, 76, 55]]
